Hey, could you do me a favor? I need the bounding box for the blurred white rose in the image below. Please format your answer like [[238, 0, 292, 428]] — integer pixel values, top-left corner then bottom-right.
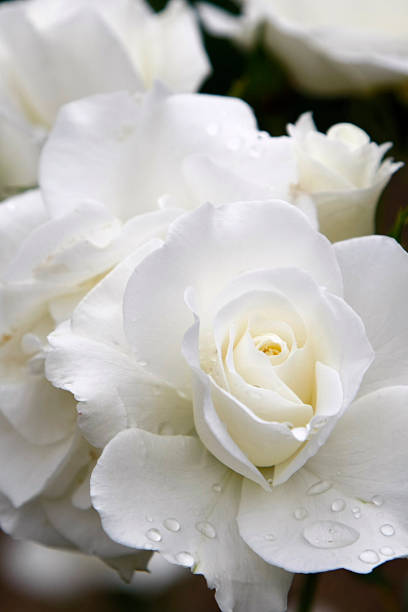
[[288, 113, 402, 242], [0, 0, 210, 197], [199, 0, 408, 96]]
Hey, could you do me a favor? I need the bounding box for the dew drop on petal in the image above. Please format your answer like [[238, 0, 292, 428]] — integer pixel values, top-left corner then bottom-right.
[[371, 495, 384, 507], [163, 518, 181, 532], [196, 521, 217, 539], [307, 480, 332, 496], [359, 550, 379, 564], [331, 499, 346, 513], [264, 533, 276, 541], [145, 515, 153, 523], [351, 507, 361, 519], [303, 521, 359, 549], [177, 390, 188, 399], [380, 547, 394, 557], [137, 360, 148, 367], [379, 524, 395, 537], [294, 507, 308, 521], [146, 528, 162, 542], [267, 478, 274, 488], [175, 552, 194, 567], [212, 483, 222, 493]]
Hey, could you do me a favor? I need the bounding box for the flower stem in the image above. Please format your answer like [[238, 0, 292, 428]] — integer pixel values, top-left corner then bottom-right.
[[298, 573, 319, 612]]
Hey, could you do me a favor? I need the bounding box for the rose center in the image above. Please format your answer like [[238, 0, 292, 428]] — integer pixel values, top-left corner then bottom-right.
[[254, 333, 288, 361]]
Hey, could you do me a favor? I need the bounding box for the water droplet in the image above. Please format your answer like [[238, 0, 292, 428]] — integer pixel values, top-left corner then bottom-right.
[[294, 507, 308, 521], [371, 495, 384, 507], [177, 390, 188, 399], [352, 507, 361, 519], [292, 427, 308, 442], [153, 388, 162, 396], [206, 123, 219, 136], [303, 521, 359, 549], [212, 483, 222, 493], [380, 546, 394, 557], [137, 360, 148, 367], [146, 528, 162, 542], [158, 422, 174, 435], [359, 550, 379, 564], [264, 533, 276, 541], [196, 521, 216, 539], [331, 499, 346, 513], [175, 551, 194, 567], [226, 137, 240, 151], [380, 524, 395, 537], [267, 478, 274, 488], [163, 518, 181, 532], [145, 515, 153, 523], [307, 480, 332, 496]]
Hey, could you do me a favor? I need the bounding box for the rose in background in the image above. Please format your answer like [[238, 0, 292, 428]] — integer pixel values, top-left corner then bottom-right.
[[288, 113, 402, 242], [200, 0, 408, 96], [0, 0, 210, 198], [45, 199, 408, 611]]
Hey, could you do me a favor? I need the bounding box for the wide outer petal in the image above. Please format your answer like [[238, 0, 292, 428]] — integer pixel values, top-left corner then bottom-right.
[[335, 236, 408, 395], [46, 247, 193, 448], [0, 411, 76, 507], [40, 87, 262, 219], [0, 492, 71, 549], [238, 386, 408, 573], [0, 189, 47, 274], [92, 428, 292, 612]]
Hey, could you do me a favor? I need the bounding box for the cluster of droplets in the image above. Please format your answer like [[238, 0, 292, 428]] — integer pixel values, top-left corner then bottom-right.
[[205, 122, 271, 160], [144, 482, 223, 568], [263, 480, 397, 565]]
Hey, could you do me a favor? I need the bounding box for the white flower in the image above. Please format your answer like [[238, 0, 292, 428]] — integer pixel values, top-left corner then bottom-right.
[[0, 188, 169, 573], [0, 0, 210, 196], [47, 200, 408, 610], [288, 113, 402, 242], [0, 86, 295, 574], [199, 0, 408, 95]]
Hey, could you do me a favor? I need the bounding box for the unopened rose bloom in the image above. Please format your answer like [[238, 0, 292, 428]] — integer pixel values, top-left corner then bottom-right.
[[200, 0, 408, 96], [288, 113, 402, 242], [46, 199, 408, 611], [0, 87, 295, 571], [0, 0, 210, 197]]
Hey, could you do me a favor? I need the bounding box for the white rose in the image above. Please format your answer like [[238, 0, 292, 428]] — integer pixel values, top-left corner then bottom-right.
[[199, 0, 408, 95], [0, 87, 295, 572], [0, 0, 210, 197], [288, 113, 401, 242], [0, 188, 170, 574], [48, 201, 408, 610]]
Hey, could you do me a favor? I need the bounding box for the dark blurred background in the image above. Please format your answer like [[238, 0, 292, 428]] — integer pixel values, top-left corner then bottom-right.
[[0, 0, 408, 609]]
